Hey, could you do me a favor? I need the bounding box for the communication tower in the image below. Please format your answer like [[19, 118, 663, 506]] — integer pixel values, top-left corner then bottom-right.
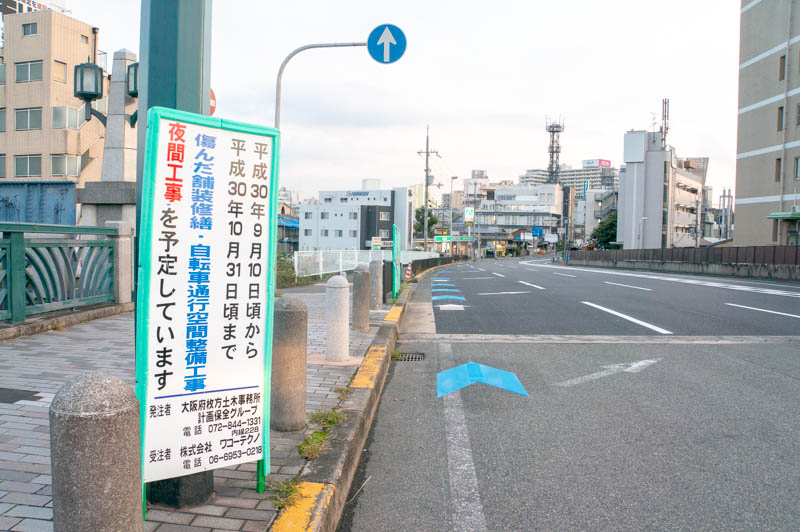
[[546, 117, 565, 184]]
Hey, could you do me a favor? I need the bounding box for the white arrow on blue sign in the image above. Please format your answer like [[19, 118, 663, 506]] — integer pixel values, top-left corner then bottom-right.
[[367, 24, 406, 64]]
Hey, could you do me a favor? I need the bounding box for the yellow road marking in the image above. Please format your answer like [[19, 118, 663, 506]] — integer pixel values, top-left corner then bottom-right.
[[351, 346, 386, 389], [271, 482, 334, 532], [384, 305, 403, 322]]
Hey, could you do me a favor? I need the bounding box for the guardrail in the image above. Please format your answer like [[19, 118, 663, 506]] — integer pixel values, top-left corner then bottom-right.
[[293, 249, 440, 278], [0, 223, 121, 322], [570, 245, 800, 266]]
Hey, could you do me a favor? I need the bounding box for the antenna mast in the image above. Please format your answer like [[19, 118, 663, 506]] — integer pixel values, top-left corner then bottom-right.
[[660, 98, 669, 147], [546, 117, 565, 184]]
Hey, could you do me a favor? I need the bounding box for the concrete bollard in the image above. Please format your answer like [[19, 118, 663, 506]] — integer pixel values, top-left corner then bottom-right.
[[326, 275, 350, 361], [369, 260, 383, 310], [50, 371, 142, 532], [271, 297, 307, 431], [352, 266, 370, 332]]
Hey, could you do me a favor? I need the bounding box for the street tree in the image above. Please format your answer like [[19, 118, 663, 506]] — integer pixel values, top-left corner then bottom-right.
[[414, 207, 438, 238]]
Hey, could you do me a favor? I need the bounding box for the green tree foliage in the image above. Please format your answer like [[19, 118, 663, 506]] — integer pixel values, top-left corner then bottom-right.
[[414, 207, 438, 238], [591, 209, 620, 249]]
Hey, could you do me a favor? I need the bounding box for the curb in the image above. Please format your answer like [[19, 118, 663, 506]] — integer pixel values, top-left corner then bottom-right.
[[271, 285, 413, 531], [0, 302, 135, 342]]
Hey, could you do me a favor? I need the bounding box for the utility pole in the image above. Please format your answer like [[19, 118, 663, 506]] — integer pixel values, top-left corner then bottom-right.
[[417, 125, 439, 251], [695, 198, 700, 248], [450, 176, 457, 257]]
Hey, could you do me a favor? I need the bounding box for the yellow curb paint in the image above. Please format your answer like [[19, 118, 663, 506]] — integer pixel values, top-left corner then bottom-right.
[[272, 482, 334, 532], [351, 346, 386, 389], [384, 305, 403, 322]]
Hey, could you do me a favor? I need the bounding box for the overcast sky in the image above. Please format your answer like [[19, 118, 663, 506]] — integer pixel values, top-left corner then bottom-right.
[[70, 1, 740, 205]]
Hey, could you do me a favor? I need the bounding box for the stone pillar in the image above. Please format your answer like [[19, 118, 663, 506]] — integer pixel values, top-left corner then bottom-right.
[[106, 221, 133, 304], [271, 297, 307, 432], [369, 260, 383, 310], [326, 275, 349, 362], [352, 266, 370, 332], [50, 371, 142, 532]]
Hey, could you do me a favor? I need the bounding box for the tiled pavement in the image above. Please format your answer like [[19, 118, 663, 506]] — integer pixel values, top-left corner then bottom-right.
[[0, 281, 386, 531]]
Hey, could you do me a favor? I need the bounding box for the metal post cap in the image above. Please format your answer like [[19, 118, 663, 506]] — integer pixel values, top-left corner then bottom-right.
[[50, 371, 137, 415]]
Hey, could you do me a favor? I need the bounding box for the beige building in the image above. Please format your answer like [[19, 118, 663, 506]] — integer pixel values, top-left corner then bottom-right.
[[0, 9, 107, 185], [735, 0, 800, 246]]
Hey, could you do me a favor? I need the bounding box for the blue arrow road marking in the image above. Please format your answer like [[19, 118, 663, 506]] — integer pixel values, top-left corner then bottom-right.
[[437, 362, 528, 397], [432, 289, 461, 293], [431, 295, 466, 301], [432, 283, 456, 287]]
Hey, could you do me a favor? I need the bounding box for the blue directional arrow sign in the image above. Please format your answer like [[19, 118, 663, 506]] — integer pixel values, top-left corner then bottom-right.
[[367, 24, 406, 64], [437, 362, 528, 398]]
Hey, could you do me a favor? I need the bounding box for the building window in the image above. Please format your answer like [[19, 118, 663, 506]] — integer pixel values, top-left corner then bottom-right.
[[0, 108, 5, 132], [14, 155, 41, 177], [379, 211, 390, 221], [81, 34, 89, 44], [15, 107, 42, 130], [323, 197, 332, 203], [772, 219, 778, 242], [53, 60, 66, 83], [775, 157, 782, 182], [15, 60, 42, 82], [304, 229, 312, 236], [795, 157, 800, 180], [349, 230, 357, 237], [51, 155, 79, 177], [320, 212, 329, 219], [340, 197, 347, 203], [0, 64, 5, 85], [321, 229, 329, 237], [379, 229, 390, 238], [335, 230, 343, 237], [349, 212, 357, 220], [777, 106, 784, 130], [779, 54, 786, 81], [0, 155, 5, 178], [304, 212, 312, 219], [22, 22, 37, 36]]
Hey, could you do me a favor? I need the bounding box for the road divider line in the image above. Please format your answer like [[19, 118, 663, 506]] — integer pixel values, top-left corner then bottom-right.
[[724, 303, 800, 319], [491, 272, 505, 278], [478, 268, 486, 272], [581, 301, 673, 335], [476, 291, 531, 296], [439, 343, 488, 532], [553, 273, 576, 278], [604, 281, 652, 291], [518, 281, 545, 290], [461, 277, 493, 280]]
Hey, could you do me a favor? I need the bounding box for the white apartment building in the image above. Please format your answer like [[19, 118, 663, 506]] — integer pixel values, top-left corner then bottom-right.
[[519, 161, 619, 197], [299, 184, 411, 251], [475, 183, 563, 236], [618, 130, 707, 249]]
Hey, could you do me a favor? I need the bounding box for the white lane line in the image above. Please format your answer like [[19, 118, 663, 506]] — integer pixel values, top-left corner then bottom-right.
[[461, 277, 493, 280], [604, 281, 652, 291], [518, 281, 545, 290], [491, 272, 505, 277], [439, 343, 488, 532], [724, 303, 800, 319], [582, 301, 673, 335], [476, 291, 531, 296], [553, 273, 576, 278], [478, 268, 486, 272]]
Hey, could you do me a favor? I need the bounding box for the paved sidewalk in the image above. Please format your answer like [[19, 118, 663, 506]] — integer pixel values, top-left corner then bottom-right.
[[0, 281, 386, 531]]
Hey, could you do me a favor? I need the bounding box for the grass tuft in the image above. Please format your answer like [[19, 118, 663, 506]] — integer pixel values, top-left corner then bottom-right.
[[309, 410, 346, 428], [298, 431, 328, 460], [268, 478, 298, 510]]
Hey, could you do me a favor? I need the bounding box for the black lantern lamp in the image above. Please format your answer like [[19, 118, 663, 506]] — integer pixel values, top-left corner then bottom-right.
[[127, 62, 139, 126], [74, 59, 106, 126]]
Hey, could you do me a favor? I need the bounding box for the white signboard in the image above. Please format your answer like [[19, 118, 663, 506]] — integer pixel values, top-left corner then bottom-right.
[[137, 107, 279, 483], [464, 207, 475, 222], [545, 234, 559, 243]]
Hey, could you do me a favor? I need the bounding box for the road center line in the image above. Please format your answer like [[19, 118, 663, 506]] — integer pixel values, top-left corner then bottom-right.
[[477, 291, 531, 296], [461, 277, 493, 280], [724, 303, 800, 319], [439, 343, 488, 532], [477, 268, 486, 272], [553, 273, 576, 278], [582, 301, 673, 335], [491, 272, 505, 277], [604, 281, 652, 291], [518, 281, 545, 290]]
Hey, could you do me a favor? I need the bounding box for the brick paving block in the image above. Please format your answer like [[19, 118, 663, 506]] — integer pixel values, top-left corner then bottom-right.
[[0, 470, 36, 482], [0, 422, 38, 431], [236, 462, 257, 472], [9, 518, 53, 532], [154, 524, 211, 532], [143, 521, 159, 532], [236, 490, 271, 501], [28, 475, 50, 485], [255, 499, 278, 511], [278, 465, 303, 475], [0, 501, 14, 514], [213, 469, 252, 480], [179, 504, 227, 517], [18, 447, 48, 457], [145, 509, 195, 525], [0, 492, 51, 506], [34, 485, 50, 496], [0, 481, 44, 494], [224, 508, 274, 521], [263, 474, 293, 483], [190, 515, 244, 529], [20, 456, 50, 465], [4, 505, 53, 519], [0, 517, 22, 530], [0, 451, 26, 461], [243, 520, 272, 532], [211, 486, 242, 498]]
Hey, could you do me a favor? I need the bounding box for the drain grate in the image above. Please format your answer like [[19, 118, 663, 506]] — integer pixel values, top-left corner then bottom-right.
[[396, 352, 425, 362]]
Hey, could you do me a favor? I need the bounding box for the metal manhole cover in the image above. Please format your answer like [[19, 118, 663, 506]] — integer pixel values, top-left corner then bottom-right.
[[397, 353, 425, 362]]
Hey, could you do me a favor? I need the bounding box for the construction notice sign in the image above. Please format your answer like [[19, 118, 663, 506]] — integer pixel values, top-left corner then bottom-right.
[[136, 107, 279, 486]]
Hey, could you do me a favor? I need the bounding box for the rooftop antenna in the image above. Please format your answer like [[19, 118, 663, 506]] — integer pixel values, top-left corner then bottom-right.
[[660, 98, 670, 147], [545, 116, 565, 185]]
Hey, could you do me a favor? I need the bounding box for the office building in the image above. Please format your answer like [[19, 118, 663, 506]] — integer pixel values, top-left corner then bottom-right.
[[409, 183, 438, 211], [617, 130, 707, 249], [299, 180, 411, 250], [735, 0, 800, 245], [0, 9, 107, 191], [519, 160, 619, 197], [475, 183, 563, 236]]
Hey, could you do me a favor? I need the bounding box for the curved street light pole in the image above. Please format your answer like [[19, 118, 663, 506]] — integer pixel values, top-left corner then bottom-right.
[[275, 42, 366, 129]]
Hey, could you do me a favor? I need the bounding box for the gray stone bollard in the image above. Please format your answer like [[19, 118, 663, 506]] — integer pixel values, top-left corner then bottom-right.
[[369, 260, 383, 310], [50, 371, 142, 532], [326, 275, 350, 361], [271, 297, 307, 431], [352, 266, 370, 332]]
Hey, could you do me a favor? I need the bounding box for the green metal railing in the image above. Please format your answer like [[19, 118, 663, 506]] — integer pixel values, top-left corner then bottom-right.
[[0, 223, 117, 322]]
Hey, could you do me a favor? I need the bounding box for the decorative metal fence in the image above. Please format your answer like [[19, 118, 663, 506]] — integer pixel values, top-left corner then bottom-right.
[[0, 223, 117, 322], [292, 249, 440, 278]]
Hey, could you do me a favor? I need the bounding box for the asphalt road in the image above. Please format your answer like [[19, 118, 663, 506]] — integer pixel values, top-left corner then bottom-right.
[[339, 260, 800, 531]]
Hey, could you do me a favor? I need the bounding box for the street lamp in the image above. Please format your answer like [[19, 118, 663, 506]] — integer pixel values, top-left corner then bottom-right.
[[74, 60, 104, 124], [127, 62, 139, 126], [450, 175, 457, 256]]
